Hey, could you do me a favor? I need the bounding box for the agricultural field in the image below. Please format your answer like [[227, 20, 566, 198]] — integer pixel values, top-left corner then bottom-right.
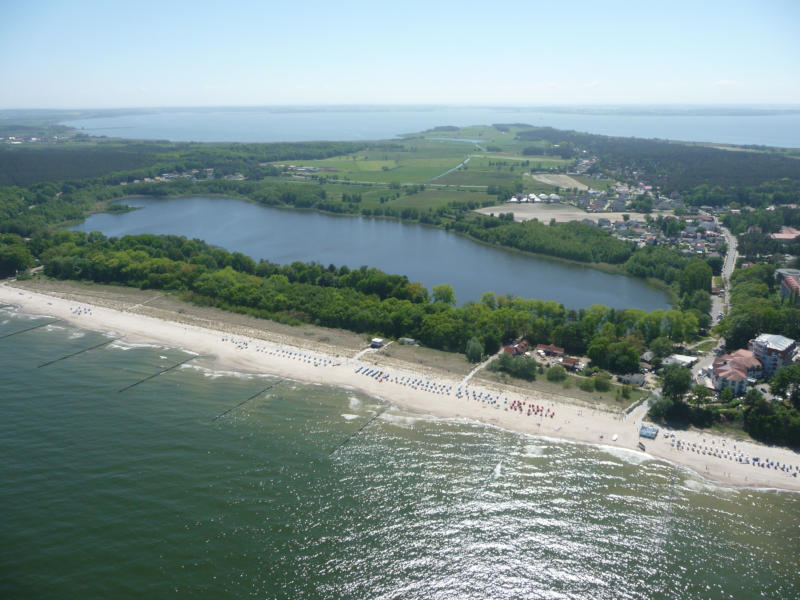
[[320, 182, 489, 212], [279, 155, 465, 184]]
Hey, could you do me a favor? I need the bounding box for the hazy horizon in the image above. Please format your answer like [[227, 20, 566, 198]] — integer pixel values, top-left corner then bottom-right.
[[2, 0, 798, 109]]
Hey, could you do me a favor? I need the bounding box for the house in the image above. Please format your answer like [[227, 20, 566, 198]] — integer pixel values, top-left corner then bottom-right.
[[770, 226, 800, 242], [504, 340, 530, 356], [560, 356, 583, 371], [780, 276, 800, 304], [618, 373, 646, 386], [711, 349, 762, 395], [748, 334, 796, 377], [640, 351, 655, 363], [610, 198, 627, 212], [535, 343, 564, 357], [663, 354, 698, 368]]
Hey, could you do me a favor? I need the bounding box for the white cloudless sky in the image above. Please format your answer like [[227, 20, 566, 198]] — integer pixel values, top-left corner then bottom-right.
[[1, 0, 799, 108]]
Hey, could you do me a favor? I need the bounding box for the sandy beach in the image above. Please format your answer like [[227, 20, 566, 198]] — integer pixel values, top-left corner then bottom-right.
[[2, 281, 799, 492]]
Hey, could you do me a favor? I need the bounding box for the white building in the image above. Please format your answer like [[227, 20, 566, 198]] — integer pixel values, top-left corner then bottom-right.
[[748, 334, 796, 378]]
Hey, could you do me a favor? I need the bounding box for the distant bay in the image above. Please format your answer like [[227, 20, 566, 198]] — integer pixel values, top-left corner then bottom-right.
[[62, 105, 800, 147]]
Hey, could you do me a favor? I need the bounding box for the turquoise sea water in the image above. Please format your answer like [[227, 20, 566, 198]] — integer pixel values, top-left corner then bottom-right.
[[1, 306, 799, 599]]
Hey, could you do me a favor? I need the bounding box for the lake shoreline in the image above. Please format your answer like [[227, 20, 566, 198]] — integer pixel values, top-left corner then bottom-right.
[[3, 280, 797, 492], [80, 192, 674, 309]]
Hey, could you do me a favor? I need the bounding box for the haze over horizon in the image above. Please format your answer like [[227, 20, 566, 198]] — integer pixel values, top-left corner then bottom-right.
[[2, 0, 799, 109]]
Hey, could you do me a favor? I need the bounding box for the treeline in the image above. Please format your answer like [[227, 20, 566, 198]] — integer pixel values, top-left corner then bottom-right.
[[709, 263, 800, 446], [0, 139, 385, 187], [0, 144, 165, 186], [449, 217, 635, 264], [724, 206, 800, 259], [0, 233, 34, 277], [722, 205, 800, 235], [515, 127, 800, 200], [33, 231, 701, 368], [716, 263, 800, 350]]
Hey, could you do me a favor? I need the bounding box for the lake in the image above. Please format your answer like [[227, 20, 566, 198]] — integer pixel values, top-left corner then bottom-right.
[[62, 105, 800, 147], [74, 196, 670, 311]]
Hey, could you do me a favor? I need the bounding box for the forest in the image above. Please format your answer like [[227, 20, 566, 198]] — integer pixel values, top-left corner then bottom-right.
[[33, 231, 702, 370], [514, 126, 800, 199]]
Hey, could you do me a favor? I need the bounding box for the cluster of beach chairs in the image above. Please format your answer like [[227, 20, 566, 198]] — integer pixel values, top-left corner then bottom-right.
[[353, 366, 452, 395], [668, 433, 799, 478], [508, 399, 555, 419], [221, 337, 336, 367]]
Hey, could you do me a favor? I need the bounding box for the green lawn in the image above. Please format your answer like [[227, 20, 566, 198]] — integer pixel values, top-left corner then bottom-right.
[[273, 155, 465, 184]]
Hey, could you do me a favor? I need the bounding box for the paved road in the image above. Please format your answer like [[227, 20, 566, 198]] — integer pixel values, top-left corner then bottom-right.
[[720, 226, 738, 314]]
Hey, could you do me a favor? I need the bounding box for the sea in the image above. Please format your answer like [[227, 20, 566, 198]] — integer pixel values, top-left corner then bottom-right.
[[2, 305, 799, 599], [62, 105, 800, 147]]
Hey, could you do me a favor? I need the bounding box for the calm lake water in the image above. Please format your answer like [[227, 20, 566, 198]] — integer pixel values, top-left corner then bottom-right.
[[1, 309, 798, 599], [63, 106, 800, 147], [74, 196, 670, 311]]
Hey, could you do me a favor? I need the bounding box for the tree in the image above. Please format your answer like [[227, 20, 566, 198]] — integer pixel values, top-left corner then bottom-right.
[[594, 372, 612, 392], [465, 337, 483, 363], [771, 363, 800, 409], [432, 284, 455, 305], [480, 291, 497, 309], [719, 386, 735, 404], [691, 385, 711, 404], [546, 365, 567, 381], [679, 261, 712, 295], [649, 395, 674, 420], [662, 364, 692, 399], [649, 336, 674, 358], [0, 243, 34, 277]]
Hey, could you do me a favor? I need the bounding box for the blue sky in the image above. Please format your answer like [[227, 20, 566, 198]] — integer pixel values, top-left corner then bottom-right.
[[1, 0, 799, 108]]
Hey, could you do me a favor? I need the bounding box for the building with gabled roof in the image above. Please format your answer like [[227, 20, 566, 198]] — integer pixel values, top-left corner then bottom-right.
[[711, 349, 762, 395]]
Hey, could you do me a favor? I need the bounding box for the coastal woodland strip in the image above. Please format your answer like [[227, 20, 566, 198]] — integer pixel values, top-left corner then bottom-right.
[[36, 231, 700, 372], [0, 176, 713, 305]]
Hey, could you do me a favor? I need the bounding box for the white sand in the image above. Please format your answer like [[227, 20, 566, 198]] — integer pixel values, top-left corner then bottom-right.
[[3, 282, 799, 492]]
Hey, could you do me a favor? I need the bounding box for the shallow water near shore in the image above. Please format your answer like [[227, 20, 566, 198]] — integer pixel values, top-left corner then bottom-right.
[[1, 307, 799, 599]]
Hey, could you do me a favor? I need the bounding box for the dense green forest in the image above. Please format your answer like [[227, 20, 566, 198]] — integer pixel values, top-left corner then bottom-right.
[[0, 139, 386, 187], [33, 231, 701, 369], [514, 126, 800, 201], [0, 170, 705, 301]]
